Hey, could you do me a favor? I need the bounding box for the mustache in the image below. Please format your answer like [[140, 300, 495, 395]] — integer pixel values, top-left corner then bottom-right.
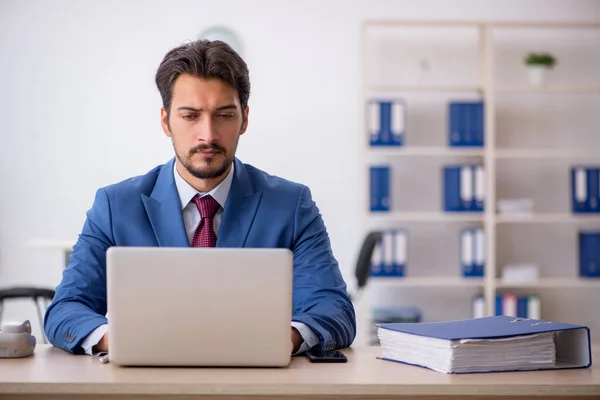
[[189, 143, 226, 156]]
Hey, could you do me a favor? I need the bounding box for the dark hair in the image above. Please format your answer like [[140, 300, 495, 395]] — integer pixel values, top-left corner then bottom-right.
[[155, 39, 250, 116]]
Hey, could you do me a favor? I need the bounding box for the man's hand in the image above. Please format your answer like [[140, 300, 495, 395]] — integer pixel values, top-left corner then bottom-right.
[[291, 327, 303, 354], [92, 332, 109, 353]]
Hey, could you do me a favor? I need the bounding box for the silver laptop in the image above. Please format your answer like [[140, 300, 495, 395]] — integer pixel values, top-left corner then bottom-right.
[[105, 247, 293, 367]]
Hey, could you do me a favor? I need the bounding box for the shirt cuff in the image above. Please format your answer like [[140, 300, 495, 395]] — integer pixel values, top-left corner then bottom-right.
[[291, 321, 319, 355], [81, 324, 108, 356]]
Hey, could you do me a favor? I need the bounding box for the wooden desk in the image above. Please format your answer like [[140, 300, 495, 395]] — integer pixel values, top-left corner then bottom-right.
[[0, 345, 598, 399]]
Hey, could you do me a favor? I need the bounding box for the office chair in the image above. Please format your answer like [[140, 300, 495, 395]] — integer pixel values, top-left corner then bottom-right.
[[351, 230, 383, 301], [0, 287, 55, 343]]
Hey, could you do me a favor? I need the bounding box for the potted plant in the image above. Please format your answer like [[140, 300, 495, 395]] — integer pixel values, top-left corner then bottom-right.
[[524, 52, 557, 86]]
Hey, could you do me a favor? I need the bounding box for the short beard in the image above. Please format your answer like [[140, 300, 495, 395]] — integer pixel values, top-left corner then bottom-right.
[[176, 140, 237, 180]]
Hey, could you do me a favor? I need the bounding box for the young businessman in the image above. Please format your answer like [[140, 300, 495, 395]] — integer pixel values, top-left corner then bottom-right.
[[44, 39, 356, 356]]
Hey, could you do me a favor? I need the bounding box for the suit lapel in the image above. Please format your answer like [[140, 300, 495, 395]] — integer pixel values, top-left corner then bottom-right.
[[217, 158, 262, 248], [142, 159, 189, 247]]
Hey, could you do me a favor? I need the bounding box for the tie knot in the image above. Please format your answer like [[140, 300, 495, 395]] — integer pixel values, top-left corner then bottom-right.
[[193, 195, 221, 219]]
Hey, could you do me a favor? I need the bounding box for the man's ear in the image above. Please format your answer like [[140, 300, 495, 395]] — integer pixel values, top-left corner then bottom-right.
[[161, 107, 172, 137], [240, 106, 249, 135]]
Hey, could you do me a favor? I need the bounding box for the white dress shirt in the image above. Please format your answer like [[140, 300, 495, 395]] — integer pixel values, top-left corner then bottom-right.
[[81, 162, 318, 355]]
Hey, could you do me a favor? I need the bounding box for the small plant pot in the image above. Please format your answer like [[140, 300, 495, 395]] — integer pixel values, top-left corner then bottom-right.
[[527, 66, 549, 86]]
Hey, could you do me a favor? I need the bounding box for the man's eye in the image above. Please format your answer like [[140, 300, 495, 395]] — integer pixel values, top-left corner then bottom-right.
[[217, 113, 234, 119], [182, 114, 198, 121]]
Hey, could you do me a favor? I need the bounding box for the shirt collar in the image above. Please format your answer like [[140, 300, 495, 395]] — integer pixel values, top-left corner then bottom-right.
[[173, 161, 235, 211]]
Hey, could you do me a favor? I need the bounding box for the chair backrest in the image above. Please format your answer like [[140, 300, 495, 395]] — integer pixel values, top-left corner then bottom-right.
[[354, 231, 383, 291]]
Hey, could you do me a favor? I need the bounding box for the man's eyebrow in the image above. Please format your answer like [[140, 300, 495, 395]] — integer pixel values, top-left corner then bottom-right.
[[176, 104, 238, 112]]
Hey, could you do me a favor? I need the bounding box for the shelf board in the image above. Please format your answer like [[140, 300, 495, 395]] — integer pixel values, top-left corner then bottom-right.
[[496, 213, 600, 224], [369, 212, 484, 223], [495, 149, 600, 159], [496, 86, 600, 94], [368, 147, 485, 157], [367, 84, 482, 93], [370, 276, 484, 288], [496, 278, 600, 289]]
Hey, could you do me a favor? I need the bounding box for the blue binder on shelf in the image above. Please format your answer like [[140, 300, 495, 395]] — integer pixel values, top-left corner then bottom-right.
[[517, 296, 528, 318], [448, 101, 484, 147], [460, 228, 485, 277], [368, 99, 405, 147], [579, 231, 600, 277], [571, 166, 600, 213], [370, 229, 407, 277], [443, 164, 484, 212], [376, 315, 592, 374], [370, 165, 390, 212]]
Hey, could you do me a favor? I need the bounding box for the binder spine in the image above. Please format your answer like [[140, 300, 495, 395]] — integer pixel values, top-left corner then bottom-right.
[[572, 167, 589, 213], [579, 231, 600, 277], [460, 229, 475, 277], [474, 101, 484, 147], [460, 165, 473, 211], [449, 102, 463, 146], [473, 165, 485, 212], [368, 101, 381, 146], [443, 166, 462, 212], [393, 229, 407, 277], [390, 100, 405, 146], [588, 168, 599, 212], [370, 165, 390, 212], [473, 228, 485, 277]]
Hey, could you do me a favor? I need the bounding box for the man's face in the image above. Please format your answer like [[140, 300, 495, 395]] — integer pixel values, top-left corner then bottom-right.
[[161, 74, 248, 180]]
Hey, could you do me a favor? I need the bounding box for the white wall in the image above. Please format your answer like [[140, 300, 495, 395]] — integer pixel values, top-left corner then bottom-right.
[[1, 0, 599, 342]]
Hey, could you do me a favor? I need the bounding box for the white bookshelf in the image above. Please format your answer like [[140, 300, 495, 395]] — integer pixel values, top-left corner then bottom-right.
[[368, 212, 484, 223], [370, 277, 484, 288], [360, 20, 600, 345], [496, 278, 600, 289]]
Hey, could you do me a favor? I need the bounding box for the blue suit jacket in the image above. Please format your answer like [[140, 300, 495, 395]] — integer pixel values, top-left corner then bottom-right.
[[44, 158, 356, 353]]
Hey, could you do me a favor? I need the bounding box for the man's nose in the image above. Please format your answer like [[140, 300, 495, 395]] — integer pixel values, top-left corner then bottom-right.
[[195, 117, 218, 142]]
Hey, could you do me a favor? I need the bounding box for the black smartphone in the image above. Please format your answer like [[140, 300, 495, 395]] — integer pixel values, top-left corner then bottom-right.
[[305, 348, 347, 363]]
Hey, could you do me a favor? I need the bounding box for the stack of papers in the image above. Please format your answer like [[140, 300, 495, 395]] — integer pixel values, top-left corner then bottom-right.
[[378, 329, 555, 373], [376, 315, 591, 374], [497, 198, 534, 215]]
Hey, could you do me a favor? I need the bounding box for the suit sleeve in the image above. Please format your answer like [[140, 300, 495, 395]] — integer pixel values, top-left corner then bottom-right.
[[290, 186, 356, 350], [43, 188, 115, 353]]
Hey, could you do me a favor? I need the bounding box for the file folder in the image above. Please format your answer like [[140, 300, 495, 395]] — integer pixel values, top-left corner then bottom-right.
[[382, 230, 395, 276], [503, 293, 518, 317], [472, 294, 485, 319], [588, 168, 599, 212], [392, 229, 407, 277], [460, 165, 473, 210], [368, 101, 381, 146], [377, 315, 592, 374], [444, 164, 484, 212], [369, 229, 407, 277], [579, 231, 600, 277], [370, 165, 390, 212], [473, 228, 485, 276], [460, 228, 484, 277], [443, 166, 462, 211], [448, 101, 484, 147], [572, 167, 587, 213], [472, 101, 484, 147], [368, 99, 405, 146], [460, 229, 474, 276], [517, 296, 528, 319], [390, 100, 405, 146], [473, 165, 485, 212], [527, 295, 541, 319]]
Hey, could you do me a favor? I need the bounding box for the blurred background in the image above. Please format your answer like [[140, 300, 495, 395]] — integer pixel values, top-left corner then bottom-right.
[[0, 0, 599, 346]]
